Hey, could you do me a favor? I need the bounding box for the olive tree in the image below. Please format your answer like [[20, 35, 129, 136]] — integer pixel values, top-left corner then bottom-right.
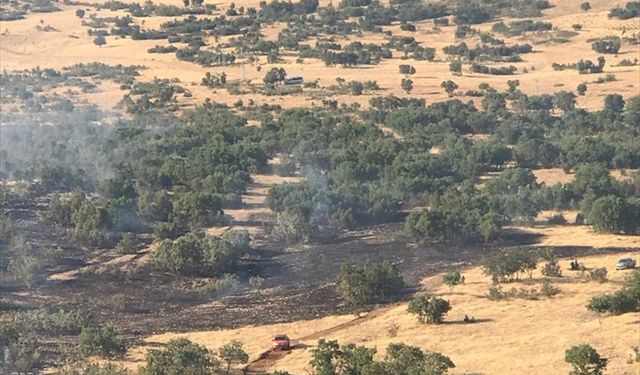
[[407, 294, 451, 324], [565, 344, 607, 375], [218, 340, 249, 374]]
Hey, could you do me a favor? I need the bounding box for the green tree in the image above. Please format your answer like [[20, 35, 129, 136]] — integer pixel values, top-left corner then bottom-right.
[[78, 325, 125, 358], [440, 80, 458, 98], [153, 230, 248, 276], [336, 261, 405, 306], [401, 78, 413, 94], [565, 344, 607, 375], [588, 195, 639, 234], [140, 338, 218, 375], [263, 67, 287, 85], [442, 271, 464, 291], [580, 2, 591, 12], [399, 64, 416, 77], [75, 9, 85, 18], [553, 91, 577, 112], [385, 343, 455, 375], [7, 255, 45, 288], [577, 83, 587, 96], [592, 39, 620, 54], [218, 340, 249, 374], [407, 295, 451, 324], [94, 34, 106, 47], [483, 249, 538, 283], [449, 60, 462, 75], [603, 94, 625, 114]]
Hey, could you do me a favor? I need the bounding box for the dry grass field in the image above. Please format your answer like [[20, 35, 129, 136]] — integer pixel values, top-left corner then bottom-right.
[[120, 251, 640, 375], [1, 0, 639, 110]]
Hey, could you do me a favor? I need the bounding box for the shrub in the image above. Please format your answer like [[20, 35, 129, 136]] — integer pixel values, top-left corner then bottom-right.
[[60, 362, 131, 375], [385, 343, 455, 375], [218, 340, 249, 374], [442, 271, 464, 291], [8, 255, 45, 288], [565, 344, 607, 375], [94, 34, 107, 47], [153, 230, 248, 276], [4, 336, 42, 373], [547, 214, 567, 225], [336, 261, 405, 306], [248, 275, 265, 290], [441, 80, 458, 98], [587, 270, 639, 315], [401, 78, 413, 94], [588, 195, 640, 234], [399, 64, 416, 76], [592, 39, 620, 54], [407, 294, 451, 324], [139, 338, 218, 375], [577, 83, 587, 96], [483, 249, 538, 283], [387, 323, 399, 337], [609, 2, 640, 19], [541, 279, 560, 297], [488, 285, 505, 300], [542, 260, 562, 277], [589, 267, 608, 283], [116, 232, 137, 254], [78, 325, 125, 358], [202, 273, 242, 296]]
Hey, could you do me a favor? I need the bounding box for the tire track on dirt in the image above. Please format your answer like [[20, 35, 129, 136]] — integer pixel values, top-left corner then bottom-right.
[[246, 302, 404, 373]]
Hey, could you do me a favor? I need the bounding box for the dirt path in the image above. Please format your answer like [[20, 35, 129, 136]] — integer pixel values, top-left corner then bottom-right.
[[206, 167, 302, 238], [245, 302, 402, 373]]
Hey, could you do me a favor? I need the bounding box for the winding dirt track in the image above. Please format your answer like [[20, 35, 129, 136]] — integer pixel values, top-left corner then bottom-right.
[[246, 303, 401, 373]]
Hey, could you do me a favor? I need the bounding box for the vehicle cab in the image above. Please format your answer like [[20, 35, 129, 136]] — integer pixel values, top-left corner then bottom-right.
[[272, 334, 291, 350]]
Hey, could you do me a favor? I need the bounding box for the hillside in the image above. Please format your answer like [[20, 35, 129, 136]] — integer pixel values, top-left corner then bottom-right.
[[122, 252, 640, 375]]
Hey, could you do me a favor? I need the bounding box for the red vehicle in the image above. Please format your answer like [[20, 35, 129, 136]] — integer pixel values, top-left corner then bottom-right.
[[272, 334, 291, 351]]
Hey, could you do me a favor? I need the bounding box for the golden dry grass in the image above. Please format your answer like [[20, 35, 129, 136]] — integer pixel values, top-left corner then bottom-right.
[[1, 0, 638, 111], [122, 251, 640, 375]]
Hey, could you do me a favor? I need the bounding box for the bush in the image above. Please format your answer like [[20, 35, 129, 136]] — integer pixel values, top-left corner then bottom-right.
[[587, 270, 639, 315], [153, 230, 248, 276], [483, 249, 538, 283], [78, 325, 125, 358], [542, 260, 562, 277], [541, 279, 560, 297], [577, 83, 587, 96], [140, 338, 218, 375], [202, 273, 242, 296], [7, 255, 45, 288], [386, 343, 455, 375], [589, 267, 608, 283], [565, 344, 607, 375], [442, 271, 464, 291], [547, 214, 567, 225], [4, 336, 42, 373], [592, 39, 620, 54], [218, 340, 249, 374], [60, 362, 131, 375], [336, 261, 405, 306], [116, 232, 137, 254], [588, 195, 640, 234], [248, 275, 265, 290], [387, 323, 399, 337], [408, 294, 451, 324]]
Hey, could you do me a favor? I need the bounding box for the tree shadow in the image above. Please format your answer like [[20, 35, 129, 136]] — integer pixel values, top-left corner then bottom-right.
[[442, 318, 493, 325]]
